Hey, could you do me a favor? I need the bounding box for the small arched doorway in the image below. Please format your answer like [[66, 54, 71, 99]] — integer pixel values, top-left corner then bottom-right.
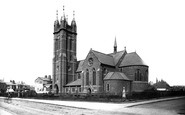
[[54, 84, 59, 94]]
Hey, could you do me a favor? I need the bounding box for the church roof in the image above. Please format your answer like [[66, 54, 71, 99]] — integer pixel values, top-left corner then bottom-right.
[[76, 60, 84, 72], [108, 50, 126, 65], [65, 79, 82, 86], [80, 49, 147, 69], [92, 50, 115, 66], [104, 72, 130, 80], [119, 52, 147, 67]]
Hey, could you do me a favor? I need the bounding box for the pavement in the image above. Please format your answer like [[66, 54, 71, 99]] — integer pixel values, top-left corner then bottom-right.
[[1, 96, 184, 112]]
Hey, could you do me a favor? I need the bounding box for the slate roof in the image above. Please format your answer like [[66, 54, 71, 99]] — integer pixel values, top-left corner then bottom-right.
[[119, 52, 147, 67], [108, 50, 126, 65], [76, 60, 84, 72], [92, 50, 115, 66], [78, 49, 147, 70], [104, 72, 130, 80], [65, 79, 82, 86]]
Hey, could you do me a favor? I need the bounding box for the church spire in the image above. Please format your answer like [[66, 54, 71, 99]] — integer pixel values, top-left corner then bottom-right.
[[114, 37, 117, 53]]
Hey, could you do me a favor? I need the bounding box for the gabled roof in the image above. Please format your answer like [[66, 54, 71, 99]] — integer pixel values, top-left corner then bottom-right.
[[119, 52, 147, 67], [65, 79, 82, 86], [35, 77, 51, 82], [108, 50, 126, 66], [104, 72, 130, 80], [153, 81, 171, 89], [92, 50, 115, 66], [76, 60, 84, 72]]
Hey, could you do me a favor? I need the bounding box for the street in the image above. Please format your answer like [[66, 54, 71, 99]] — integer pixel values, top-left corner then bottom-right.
[[132, 97, 185, 115], [0, 97, 184, 115]]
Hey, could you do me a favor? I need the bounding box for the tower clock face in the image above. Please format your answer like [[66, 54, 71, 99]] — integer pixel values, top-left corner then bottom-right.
[[88, 58, 93, 66]]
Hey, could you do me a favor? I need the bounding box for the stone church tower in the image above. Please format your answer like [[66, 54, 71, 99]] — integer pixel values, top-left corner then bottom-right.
[[52, 7, 77, 94]]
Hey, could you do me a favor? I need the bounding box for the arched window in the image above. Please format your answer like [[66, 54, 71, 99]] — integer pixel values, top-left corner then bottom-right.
[[86, 69, 89, 85], [139, 73, 142, 81], [135, 73, 137, 81], [135, 69, 141, 81], [145, 70, 148, 81], [93, 68, 96, 85]]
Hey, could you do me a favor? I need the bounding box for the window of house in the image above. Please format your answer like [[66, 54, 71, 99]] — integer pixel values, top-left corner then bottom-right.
[[106, 84, 110, 92], [66, 87, 69, 93], [78, 87, 81, 92], [72, 88, 75, 93], [86, 69, 89, 85], [93, 68, 96, 85]]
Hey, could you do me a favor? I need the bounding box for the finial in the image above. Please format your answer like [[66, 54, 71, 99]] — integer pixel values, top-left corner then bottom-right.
[[63, 5, 65, 12], [63, 5, 65, 17], [114, 37, 117, 53], [56, 10, 58, 20], [124, 46, 126, 50], [73, 10, 75, 20], [66, 15, 68, 22]]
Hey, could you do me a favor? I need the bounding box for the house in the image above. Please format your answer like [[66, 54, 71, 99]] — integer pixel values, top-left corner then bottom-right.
[[153, 80, 171, 91], [35, 75, 52, 93]]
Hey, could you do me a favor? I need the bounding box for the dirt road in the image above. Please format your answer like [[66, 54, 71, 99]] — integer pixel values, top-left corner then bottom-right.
[[0, 98, 131, 115], [1, 97, 184, 115]]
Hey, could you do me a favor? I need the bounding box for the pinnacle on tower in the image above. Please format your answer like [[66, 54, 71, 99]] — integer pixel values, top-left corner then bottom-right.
[[73, 10, 75, 20], [63, 5, 65, 19], [114, 37, 117, 47], [56, 10, 58, 20]]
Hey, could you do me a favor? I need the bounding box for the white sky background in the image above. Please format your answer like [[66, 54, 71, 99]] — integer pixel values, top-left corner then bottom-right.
[[0, 0, 185, 86]]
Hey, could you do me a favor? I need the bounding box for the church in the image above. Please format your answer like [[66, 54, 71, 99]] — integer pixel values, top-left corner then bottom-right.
[[52, 7, 149, 96]]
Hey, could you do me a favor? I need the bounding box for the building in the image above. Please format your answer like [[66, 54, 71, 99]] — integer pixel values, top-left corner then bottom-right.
[[35, 75, 52, 93], [0, 80, 7, 94], [52, 8, 77, 94], [153, 79, 171, 91], [5, 80, 31, 93], [52, 7, 149, 96]]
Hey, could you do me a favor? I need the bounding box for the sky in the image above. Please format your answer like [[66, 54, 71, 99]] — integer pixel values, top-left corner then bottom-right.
[[0, 0, 185, 86]]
